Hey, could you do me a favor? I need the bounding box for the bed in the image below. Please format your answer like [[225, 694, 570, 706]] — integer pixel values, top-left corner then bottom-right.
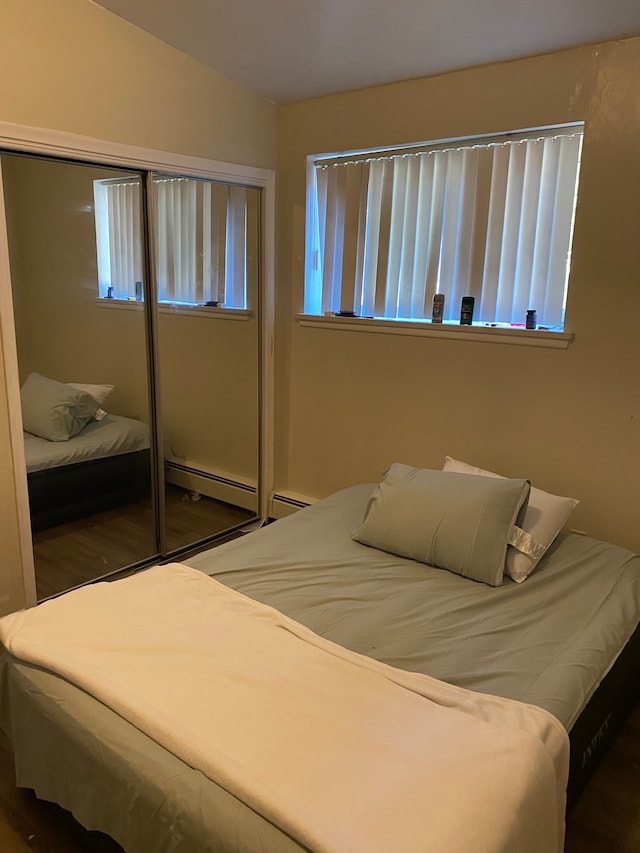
[[1, 462, 639, 852], [20, 372, 151, 531], [25, 413, 151, 531]]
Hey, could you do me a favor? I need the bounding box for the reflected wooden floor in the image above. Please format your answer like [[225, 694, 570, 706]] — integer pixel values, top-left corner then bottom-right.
[[32, 484, 253, 600]]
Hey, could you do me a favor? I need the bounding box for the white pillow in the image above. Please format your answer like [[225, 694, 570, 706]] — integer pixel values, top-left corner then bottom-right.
[[67, 383, 114, 421], [21, 373, 100, 441], [443, 456, 579, 583]]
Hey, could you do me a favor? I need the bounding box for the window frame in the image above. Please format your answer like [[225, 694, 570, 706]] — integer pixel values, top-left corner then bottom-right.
[[302, 122, 583, 346]]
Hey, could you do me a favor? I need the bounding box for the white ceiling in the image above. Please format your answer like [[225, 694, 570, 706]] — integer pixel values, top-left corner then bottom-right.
[[92, 0, 640, 104]]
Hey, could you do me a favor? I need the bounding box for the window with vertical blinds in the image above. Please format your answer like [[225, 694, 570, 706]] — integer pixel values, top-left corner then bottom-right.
[[304, 125, 583, 330], [94, 175, 253, 308]]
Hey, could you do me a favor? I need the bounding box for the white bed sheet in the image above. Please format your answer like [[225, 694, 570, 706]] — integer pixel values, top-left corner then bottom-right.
[[24, 413, 149, 473]]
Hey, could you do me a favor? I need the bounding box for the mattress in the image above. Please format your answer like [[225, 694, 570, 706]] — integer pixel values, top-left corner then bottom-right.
[[24, 413, 149, 474]]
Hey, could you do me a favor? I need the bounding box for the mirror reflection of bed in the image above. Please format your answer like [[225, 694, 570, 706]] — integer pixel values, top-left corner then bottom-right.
[[2, 150, 261, 601]]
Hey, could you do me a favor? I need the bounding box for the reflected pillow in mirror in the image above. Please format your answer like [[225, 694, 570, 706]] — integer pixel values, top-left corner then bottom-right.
[[67, 382, 114, 420], [443, 456, 579, 582], [352, 463, 530, 586], [67, 382, 113, 405], [21, 373, 100, 442]]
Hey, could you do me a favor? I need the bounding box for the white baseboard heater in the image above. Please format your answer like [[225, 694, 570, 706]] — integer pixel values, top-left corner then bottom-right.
[[165, 461, 257, 512], [269, 490, 315, 519]]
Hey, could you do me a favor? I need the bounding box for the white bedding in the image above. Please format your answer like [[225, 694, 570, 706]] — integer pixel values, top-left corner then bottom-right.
[[24, 413, 149, 473], [0, 563, 569, 853]]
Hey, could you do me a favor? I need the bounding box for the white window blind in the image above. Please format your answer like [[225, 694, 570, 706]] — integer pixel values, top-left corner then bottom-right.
[[94, 175, 253, 308], [153, 177, 250, 307], [305, 126, 583, 328], [94, 177, 142, 299]]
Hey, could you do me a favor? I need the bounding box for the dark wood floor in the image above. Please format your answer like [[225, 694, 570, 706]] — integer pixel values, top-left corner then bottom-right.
[[0, 704, 639, 851], [33, 485, 254, 600]]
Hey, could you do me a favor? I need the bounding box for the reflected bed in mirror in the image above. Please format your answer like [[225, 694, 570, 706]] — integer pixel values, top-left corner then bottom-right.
[[25, 413, 151, 531]]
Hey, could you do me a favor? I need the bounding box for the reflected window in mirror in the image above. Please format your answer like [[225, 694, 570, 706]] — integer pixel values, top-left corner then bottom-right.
[[94, 175, 253, 309]]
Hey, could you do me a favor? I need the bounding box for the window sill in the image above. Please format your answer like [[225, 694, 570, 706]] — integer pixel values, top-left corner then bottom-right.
[[295, 314, 574, 349], [96, 298, 252, 320]]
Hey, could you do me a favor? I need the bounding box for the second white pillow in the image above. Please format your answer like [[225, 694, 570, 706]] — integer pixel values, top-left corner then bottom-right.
[[443, 456, 579, 583]]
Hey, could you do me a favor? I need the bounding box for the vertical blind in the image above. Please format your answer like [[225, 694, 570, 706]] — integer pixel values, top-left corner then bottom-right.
[[153, 177, 249, 307], [94, 176, 253, 308], [94, 177, 143, 299], [305, 127, 583, 327]]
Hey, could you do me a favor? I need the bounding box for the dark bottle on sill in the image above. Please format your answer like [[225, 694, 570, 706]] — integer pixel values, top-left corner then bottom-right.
[[460, 296, 474, 325], [526, 309, 537, 330]]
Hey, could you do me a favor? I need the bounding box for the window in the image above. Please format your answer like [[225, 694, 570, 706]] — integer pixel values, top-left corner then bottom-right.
[[304, 125, 583, 330], [94, 175, 255, 308]]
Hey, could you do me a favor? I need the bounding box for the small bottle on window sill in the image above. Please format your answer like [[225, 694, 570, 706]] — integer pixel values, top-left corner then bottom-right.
[[526, 309, 537, 330]]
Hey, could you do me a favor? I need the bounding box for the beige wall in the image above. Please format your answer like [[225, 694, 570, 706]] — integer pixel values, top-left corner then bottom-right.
[[276, 38, 640, 552], [0, 0, 277, 169], [0, 0, 277, 614]]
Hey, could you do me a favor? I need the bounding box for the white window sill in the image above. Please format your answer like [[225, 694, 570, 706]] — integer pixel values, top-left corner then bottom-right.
[[295, 314, 574, 349], [96, 298, 252, 321]]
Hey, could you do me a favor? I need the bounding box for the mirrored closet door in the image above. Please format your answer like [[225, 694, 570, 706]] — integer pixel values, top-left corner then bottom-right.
[[150, 174, 261, 554], [1, 151, 263, 601]]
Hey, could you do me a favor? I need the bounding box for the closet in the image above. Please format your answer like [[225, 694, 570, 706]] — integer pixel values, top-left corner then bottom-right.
[[0, 139, 273, 603]]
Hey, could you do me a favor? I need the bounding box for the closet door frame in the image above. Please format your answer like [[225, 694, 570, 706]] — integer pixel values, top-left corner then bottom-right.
[[0, 121, 275, 610]]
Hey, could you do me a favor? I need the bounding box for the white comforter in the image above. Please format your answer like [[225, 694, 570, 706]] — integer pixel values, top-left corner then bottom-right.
[[0, 564, 569, 853]]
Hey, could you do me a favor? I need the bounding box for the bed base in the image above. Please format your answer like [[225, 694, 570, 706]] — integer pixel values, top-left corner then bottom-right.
[[27, 449, 151, 532], [566, 620, 640, 810]]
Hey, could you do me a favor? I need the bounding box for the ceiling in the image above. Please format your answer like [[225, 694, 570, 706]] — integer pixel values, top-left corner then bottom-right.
[[92, 0, 640, 104]]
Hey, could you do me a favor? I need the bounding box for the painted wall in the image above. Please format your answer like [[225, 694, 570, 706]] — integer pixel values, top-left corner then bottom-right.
[[276, 38, 640, 552], [0, 0, 277, 168], [0, 0, 276, 614]]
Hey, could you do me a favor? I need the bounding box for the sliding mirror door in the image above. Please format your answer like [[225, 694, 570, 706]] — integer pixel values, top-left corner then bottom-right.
[[2, 147, 268, 600], [151, 175, 261, 553], [2, 153, 157, 600]]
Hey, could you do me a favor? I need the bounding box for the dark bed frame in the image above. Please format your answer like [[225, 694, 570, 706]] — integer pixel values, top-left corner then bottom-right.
[[27, 449, 151, 532], [566, 620, 640, 809]]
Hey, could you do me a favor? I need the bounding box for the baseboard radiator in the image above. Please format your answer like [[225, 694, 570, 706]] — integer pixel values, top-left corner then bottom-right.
[[166, 462, 317, 521], [269, 490, 315, 519], [166, 461, 257, 512]]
